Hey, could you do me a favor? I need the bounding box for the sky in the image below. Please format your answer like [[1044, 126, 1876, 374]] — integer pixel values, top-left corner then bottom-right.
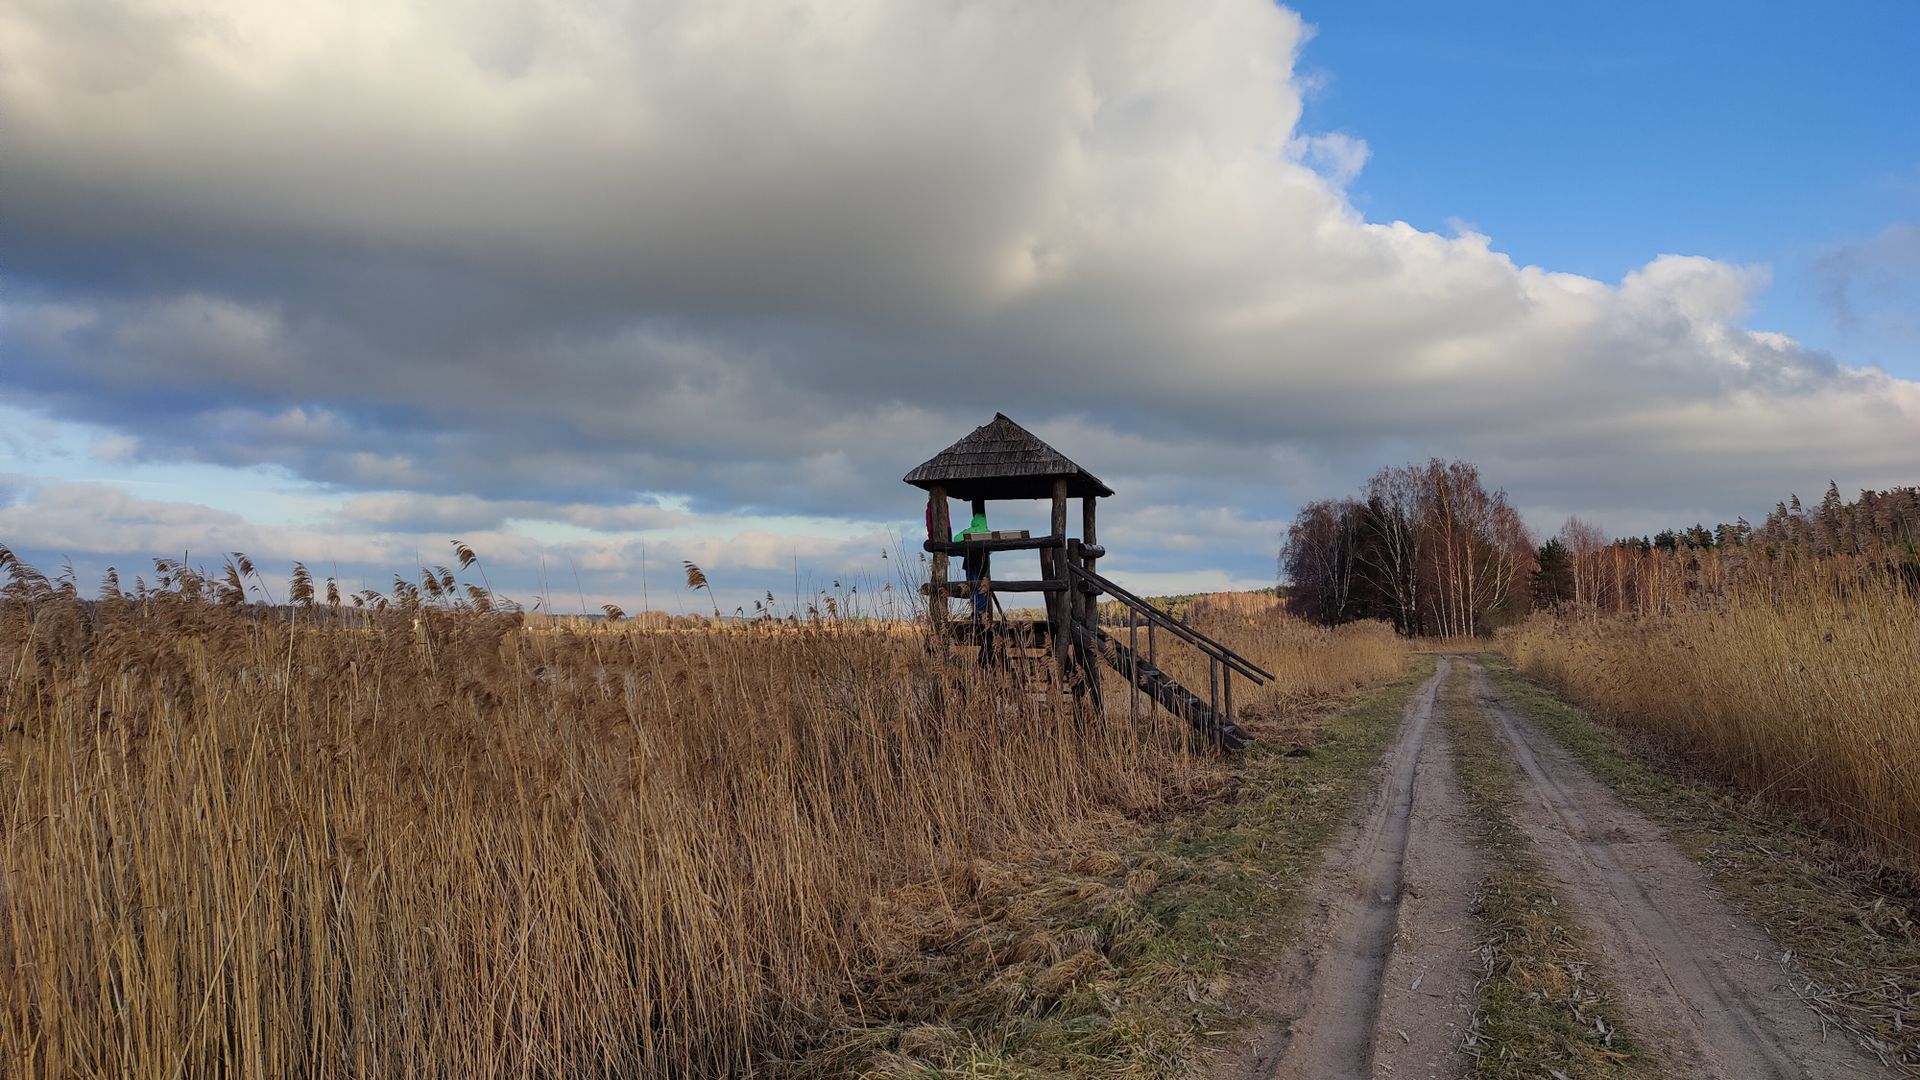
[[1295, 2, 1920, 376], [2, 0, 1916, 614]]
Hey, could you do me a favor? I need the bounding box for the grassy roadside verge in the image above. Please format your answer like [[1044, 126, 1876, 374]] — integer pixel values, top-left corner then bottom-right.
[[1480, 655, 1920, 1075], [1438, 663, 1651, 1080], [791, 659, 1437, 1077]]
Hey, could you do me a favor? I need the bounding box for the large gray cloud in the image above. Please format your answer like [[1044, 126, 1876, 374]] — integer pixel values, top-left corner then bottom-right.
[[2, 0, 1917, 598]]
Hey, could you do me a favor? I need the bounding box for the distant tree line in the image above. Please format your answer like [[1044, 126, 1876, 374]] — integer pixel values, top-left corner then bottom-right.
[[1288, 474, 1920, 634], [1279, 459, 1532, 637], [1535, 484, 1920, 613]]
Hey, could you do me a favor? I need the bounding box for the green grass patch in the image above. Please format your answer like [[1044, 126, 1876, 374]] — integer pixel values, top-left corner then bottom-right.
[[792, 659, 1438, 1078], [1481, 654, 1920, 1075], [1439, 664, 1651, 1079]]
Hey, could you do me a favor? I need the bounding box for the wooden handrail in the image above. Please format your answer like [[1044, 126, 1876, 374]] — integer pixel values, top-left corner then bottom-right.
[[923, 535, 1067, 554], [1091, 567, 1275, 678], [1074, 622, 1253, 749], [920, 580, 1067, 596], [1067, 563, 1275, 684]]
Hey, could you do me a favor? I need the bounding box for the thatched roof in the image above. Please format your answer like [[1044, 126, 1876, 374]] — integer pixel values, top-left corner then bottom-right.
[[902, 413, 1112, 500]]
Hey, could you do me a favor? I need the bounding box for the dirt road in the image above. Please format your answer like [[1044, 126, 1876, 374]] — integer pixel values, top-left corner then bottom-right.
[[1215, 656, 1891, 1080]]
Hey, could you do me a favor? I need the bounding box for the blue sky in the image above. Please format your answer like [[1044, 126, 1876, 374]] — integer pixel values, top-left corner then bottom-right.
[[1, 1, 1916, 612], [1297, 1, 1920, 375]]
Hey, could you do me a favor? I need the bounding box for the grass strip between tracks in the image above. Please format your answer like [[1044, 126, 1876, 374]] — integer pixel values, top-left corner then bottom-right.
[[1438, 663, 1652, 1080], [794, 660, 1436, 1077], [1480, 655, 1920, 1076]]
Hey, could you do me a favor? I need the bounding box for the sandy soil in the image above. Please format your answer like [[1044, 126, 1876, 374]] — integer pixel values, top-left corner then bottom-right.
[[1214, 658, 1484, 1080], [1466, 659, 1889, 1079], [1212, 657, 1893, 1080], [1369, 712, 1484, 1080]]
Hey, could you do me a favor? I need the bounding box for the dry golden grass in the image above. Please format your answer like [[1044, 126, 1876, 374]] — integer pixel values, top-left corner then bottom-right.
[[0, 562, 1405, 1077], [1502, 572, 1920, 871], [1155, 600, 1406, 719]]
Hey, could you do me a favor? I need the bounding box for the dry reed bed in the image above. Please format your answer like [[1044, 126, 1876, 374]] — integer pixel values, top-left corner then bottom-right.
[[1137, 609, 1407, 746], [1503, 578, 1920, 871], [1170, 611, 1406, 714], [0, 578, 1404, 1078]]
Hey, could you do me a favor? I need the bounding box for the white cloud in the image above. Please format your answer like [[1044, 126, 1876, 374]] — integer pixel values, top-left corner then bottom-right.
[[0, 476, 904, 612], [0, 0, 1915, 596], [1290, 132, 1370, 187], [0, 477, 396, 567]]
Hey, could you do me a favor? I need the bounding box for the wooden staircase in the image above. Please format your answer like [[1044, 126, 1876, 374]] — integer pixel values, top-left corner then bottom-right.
[[944, 567, 1272, 752], [1065, 562, 1272, 751], [1077, 624, 1253, 750]]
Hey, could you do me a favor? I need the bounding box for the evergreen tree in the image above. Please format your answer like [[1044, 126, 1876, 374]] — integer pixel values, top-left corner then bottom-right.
[[1532, 538, 1574, 607]]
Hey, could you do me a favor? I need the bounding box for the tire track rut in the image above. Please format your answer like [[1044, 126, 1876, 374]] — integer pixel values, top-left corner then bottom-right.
[[1223, 658, 1481, 1080], [1466, 658, 1888, 1079], [1217, 658, 1892, 1080]]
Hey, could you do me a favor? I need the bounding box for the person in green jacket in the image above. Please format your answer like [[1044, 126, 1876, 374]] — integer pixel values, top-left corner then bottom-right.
[[957, 500, 989, 618]]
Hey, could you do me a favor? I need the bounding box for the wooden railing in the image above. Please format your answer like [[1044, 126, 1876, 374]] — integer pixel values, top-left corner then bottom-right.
[[917, 525, 1268, 748], [1065, 555, 1270, 747]]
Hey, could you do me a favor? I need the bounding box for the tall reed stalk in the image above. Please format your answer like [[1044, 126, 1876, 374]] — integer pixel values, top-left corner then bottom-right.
[[1504, 565, 1920, 870], [0, 561, 1404, 1077]]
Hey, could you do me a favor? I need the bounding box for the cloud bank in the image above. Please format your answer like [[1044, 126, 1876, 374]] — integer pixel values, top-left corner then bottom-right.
[[2, 0, 1915, 605]]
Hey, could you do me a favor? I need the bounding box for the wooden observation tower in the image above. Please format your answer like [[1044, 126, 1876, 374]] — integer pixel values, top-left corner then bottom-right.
[[905, 413, 1268, 749]]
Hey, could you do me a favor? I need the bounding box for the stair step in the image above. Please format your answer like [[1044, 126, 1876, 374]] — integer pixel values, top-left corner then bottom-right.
[[1077, 625, 1252, 751]]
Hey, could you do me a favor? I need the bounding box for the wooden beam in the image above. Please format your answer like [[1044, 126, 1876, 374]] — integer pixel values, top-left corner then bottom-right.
[[920, 580, 1068, 596], [1050, 478, 1070, 678], [1080, 496, 1099, 638], [1209, 655, 1219, 723], [927, 486, 949, 629], [1067, 539, 1083, 633], [1081, 496, 1098, 574], [1068, 539, 1088, 704], [1038, 544, 1059, 657], [923, 536, 1065, 554], [952, 618, 1050, 644]]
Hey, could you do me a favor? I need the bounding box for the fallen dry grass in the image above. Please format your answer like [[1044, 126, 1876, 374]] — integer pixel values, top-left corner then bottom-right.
[[0, 560, 1405, 1078]]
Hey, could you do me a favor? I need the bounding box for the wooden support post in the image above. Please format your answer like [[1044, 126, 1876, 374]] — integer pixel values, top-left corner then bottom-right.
[[1049, 478, 1070, 680], [1223, 666, 1233, 726], [1036, 541, 1052, 661], [1081, 496, 1098, 579], [1209, 656, 1220, 723], [1078, 499, 1099, 666], [1066, 539, 1085, 703], [1067, 540, 1084, 627], [1082, 495, 1098, 707], [928, 486, 950, 633], [1128, 607, 1140, 719]]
